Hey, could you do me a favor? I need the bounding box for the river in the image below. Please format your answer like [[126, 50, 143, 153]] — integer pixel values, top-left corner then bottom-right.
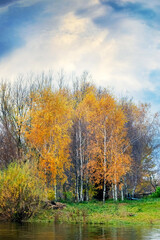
[[0, 223, 160, 240]]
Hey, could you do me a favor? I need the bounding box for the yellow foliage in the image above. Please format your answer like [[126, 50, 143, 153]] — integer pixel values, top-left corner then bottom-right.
[[0, 162, 46, 222], [80, 89, 132, 188], [24, 88, 73, 186]]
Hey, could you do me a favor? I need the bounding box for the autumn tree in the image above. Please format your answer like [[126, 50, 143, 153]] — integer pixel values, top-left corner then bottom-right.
[[0, 79, 29, 164], [106, 108, 132, 201], [121, 99, 160, 197], [0, 72, 159, 203], [81, 89, 132, 201], [70, 76, 92, 202], [24, 87, 72, 199]]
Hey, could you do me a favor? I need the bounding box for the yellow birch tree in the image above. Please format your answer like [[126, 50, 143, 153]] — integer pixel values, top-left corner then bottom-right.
[[24, 88, 72, 199]]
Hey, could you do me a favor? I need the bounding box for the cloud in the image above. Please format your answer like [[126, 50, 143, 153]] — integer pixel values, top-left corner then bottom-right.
[[95, 0, 160, 30], [0, 0, 160, 111]]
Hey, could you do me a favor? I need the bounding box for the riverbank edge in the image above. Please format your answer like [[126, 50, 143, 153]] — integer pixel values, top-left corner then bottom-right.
[[27, 199, 160, 226]]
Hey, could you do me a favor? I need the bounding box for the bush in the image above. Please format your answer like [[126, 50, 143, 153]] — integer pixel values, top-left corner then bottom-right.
[[151, 186, 160, 198], [47, 189, 55, 201], [63, 191, 74, 202], [0, 162, 46, 222]]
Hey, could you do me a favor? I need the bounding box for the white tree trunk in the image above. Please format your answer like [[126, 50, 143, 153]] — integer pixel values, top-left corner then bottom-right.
[[103, 124, 107, 203], [132, 176, 137, 197], [124, 176, 128, 198], [54, 184, 57, 201], [121, 185, 124, 201], [112, 183, 115, 200], [76, 130, 79, 202], [76, 175, 79, 202], [86, 131, 89, 202], [86, 176, 89, 201], [115, 182, 118, 201], [79, 120, 83, 202]]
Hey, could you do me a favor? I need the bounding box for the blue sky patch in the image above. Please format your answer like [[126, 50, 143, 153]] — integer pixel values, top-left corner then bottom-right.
[[0, 0, 20, 8], [0, 1, 46, 58], [95, 0, 158, 28], [149, 70, 160, 86], [143, 89, 160, 106]]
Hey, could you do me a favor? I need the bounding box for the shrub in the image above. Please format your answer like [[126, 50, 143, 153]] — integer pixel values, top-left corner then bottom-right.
[[0, 161, 46, 222], [47, 189, 55, 201], [151, 186, 160, 198], [63, 191, 74, 202]]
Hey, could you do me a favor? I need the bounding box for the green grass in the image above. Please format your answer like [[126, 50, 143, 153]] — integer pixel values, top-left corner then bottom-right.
[[29, 198, 160, 226]]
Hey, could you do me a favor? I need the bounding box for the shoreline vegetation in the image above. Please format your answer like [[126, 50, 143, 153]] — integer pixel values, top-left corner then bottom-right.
[[1, 162, 160, 225], [0, 73, 160, 223], [29, 199, 160, 226]]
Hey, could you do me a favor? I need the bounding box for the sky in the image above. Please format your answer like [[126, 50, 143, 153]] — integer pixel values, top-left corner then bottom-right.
[[0, 0, 160, 111]]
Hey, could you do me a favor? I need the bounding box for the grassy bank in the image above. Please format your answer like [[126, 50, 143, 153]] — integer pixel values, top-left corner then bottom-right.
[[29, 198, 160, 226]]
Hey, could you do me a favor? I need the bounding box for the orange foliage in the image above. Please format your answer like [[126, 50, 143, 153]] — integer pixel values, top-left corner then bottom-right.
[[24, 88, 72, 186], [81, 89, 132, 188]]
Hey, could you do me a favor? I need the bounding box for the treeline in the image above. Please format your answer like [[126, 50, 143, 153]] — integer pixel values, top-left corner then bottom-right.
[[0, 72, 159, 202]]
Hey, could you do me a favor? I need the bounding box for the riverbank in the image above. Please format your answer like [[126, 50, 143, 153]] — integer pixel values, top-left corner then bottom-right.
[[29, 198, 160, 225]]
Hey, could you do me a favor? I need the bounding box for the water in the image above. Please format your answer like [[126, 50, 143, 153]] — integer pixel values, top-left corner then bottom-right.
[[0, 223, 160, 240]]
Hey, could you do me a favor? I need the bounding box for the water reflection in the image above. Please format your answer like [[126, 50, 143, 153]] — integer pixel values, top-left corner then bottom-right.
[[0, 223, 159, 240]]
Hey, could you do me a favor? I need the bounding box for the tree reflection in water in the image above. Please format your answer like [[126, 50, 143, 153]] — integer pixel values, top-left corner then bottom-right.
[[0, 223, 159, 240]]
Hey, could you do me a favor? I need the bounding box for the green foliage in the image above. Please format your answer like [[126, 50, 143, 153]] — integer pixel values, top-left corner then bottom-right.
[[30, 199, 160, 225], [63, 191, 74, 202], [151, 186, 160, 198], [88, 185, 97, 200], [0, 162, 46, 222]]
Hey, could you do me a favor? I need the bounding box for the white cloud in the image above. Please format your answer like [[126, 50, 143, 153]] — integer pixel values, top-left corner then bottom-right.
[[0, 0, 160, 109]]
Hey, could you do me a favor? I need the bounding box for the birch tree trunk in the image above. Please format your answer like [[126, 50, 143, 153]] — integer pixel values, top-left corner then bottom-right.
[[86, 175, 89, 201], [103, 124, 107, 203], [85, 131, 89, 201], [112, 183, 115, 200], [76, 175, 79, 202], [121, 185, 124, 201], [76, 130, 79, 202], [132, 175, 137, 198], [115, 182, 118, 201], [85, 154, 89, 202], [54, 184, 57, 201], [124, 176, 128, 198], [114, 140, 118, 201], [79, 120, 83, 202]]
